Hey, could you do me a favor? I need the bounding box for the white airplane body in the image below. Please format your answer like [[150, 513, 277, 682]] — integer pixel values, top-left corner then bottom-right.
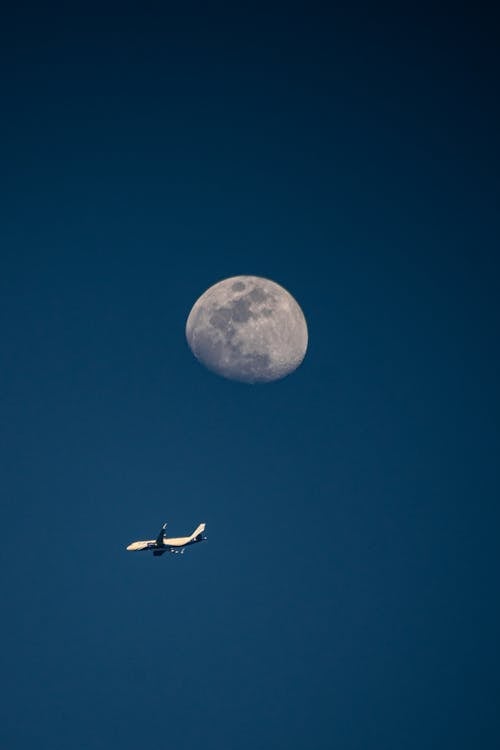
[[126, 522, 206, 556]]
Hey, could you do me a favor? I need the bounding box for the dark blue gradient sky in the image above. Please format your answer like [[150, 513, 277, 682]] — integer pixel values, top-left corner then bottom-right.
[[1, 5, 499, 749]]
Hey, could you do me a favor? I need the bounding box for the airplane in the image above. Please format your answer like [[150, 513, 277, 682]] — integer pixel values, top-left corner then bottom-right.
[[126, 522, 207, 556]]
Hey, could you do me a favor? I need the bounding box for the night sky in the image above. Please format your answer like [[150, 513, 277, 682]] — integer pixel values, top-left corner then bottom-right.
[[1, 5, 499, 749]]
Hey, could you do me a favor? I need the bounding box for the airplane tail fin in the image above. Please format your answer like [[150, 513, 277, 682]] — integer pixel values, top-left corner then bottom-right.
[[191, 522, 206, 541]]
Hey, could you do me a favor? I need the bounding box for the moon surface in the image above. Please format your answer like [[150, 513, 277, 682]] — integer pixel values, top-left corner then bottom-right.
[[186, 275, 308, 383]]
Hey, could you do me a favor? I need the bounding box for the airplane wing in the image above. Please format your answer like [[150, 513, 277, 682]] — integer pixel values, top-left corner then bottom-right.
[[155, 523, 167, 546]]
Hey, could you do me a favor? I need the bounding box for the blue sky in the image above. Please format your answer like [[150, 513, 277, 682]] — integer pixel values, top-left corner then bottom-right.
[[1, 5, 499, 749]]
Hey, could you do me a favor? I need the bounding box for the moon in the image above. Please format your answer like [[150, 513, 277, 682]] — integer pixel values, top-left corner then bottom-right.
[[185, 275, 308, 383]]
